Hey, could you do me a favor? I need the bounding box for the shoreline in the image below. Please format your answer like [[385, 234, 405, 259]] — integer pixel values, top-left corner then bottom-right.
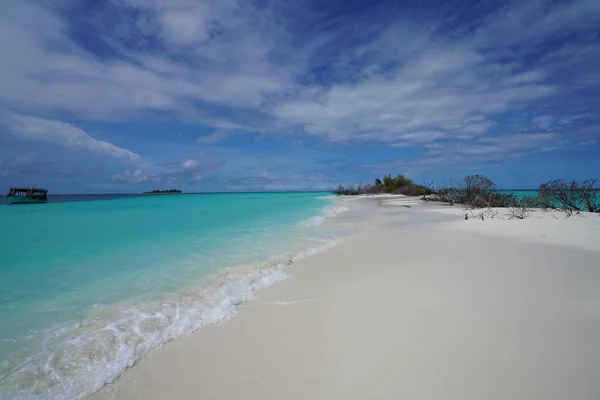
[[91, 197, 600, 400], [0, 194, 347, 400]]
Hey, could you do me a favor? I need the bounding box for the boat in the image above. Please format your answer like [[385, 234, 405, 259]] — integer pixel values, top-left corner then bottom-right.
[[6, 187, 48, 204]]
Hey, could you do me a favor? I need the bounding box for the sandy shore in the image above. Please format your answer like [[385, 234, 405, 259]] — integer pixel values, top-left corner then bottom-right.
[[92, 197, 600, 400]]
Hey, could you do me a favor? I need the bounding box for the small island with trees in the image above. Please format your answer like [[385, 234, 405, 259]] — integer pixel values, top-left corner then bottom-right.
[[143, 189, 183, 195]]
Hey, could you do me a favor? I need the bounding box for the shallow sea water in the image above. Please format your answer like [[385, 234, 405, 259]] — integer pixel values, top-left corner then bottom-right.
[[0, 192, 349, 399]]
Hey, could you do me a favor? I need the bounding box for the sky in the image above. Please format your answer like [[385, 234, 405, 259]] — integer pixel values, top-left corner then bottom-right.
[[0, 0, 599, 193]]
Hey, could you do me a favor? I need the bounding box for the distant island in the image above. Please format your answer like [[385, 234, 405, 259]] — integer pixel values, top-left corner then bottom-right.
[[143, 189, 183, 194]]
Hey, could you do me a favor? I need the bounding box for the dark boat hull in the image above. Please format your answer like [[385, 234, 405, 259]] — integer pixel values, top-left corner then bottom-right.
[[7, 196, 47, 204]]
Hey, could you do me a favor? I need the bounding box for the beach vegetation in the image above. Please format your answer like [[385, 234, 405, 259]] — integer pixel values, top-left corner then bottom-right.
[[428, 175, 515, 208], [333, 174, 432, 196], [431, 176, 599, 213], [538, 179, 599, 214], [455, 175, 516, 208], [335, 174, 599, 215], [508, 201, 531, 220]]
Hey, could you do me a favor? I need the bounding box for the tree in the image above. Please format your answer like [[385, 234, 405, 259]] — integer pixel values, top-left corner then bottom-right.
[[383, 174, 394, 189], [453, 175, 514, 208], [462, 174, 496, 194], [381, 174, 416, 193], [334, 174, 430, 196], [539, 179, 599, 213], [580, 179, 599, 213]]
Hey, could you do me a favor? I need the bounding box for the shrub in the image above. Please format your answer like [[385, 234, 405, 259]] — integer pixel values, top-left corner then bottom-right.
[[333, 183, 378, 195], [451, 175, 515, 208], [539, 179, 599, 213], [334, 174, 432, 196]]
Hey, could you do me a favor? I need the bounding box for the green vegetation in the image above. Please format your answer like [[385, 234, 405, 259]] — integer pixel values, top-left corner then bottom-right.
[[335, 174, 599, 214], [334, 174, 432, 196], [143, 189, 183, 194]]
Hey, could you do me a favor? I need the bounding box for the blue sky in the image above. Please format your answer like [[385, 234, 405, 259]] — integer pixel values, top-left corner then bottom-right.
[[0, 0, 599, 193]]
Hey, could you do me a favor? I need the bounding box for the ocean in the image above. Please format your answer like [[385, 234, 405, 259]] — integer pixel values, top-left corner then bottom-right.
[[0, 192, 347, 400], [502, 189, 539, 198]]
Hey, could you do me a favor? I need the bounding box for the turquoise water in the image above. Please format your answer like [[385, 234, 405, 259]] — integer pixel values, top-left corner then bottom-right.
[[501, 190, 539, 199], [501, 190, 600, 208], [0, 192, 343, 399]]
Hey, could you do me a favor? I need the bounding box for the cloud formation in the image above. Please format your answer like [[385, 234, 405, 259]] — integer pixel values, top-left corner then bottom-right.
[[3, 113, 140, 160], [0, 0, 598, 190]]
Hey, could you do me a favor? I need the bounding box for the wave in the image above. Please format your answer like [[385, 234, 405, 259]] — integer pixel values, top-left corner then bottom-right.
[[0, 240, 338, 400], [300, 205, 349, 227]]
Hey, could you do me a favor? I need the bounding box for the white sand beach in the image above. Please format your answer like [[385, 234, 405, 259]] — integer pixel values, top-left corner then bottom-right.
[[91, 197, 600, 400]]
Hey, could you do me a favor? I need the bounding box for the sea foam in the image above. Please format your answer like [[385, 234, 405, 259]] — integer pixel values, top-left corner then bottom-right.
[[0, 193, 352, 400], [0, 241, 338, 400], [300, 206, 349, 227]]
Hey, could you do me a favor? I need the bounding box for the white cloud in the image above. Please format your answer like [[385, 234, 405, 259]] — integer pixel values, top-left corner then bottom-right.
[[360, 132, 560, 177], [0, 0, 294, 121], [112, 167, 159, 183], [197, 131, 229, 144], [3, 113, 140, 160], [427, 133, 555, 156], [474, 0, 600, 52], [532, 116, 555, 131], [182, 159, 199, 168], [271, 46, 553, 144], [159, 5, 212, 46], [0, 0, 597, 156]]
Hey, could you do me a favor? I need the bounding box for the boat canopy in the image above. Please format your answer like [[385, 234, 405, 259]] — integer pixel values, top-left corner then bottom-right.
[[9, 187, 48, 193], [7, 187, 48, 198]]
